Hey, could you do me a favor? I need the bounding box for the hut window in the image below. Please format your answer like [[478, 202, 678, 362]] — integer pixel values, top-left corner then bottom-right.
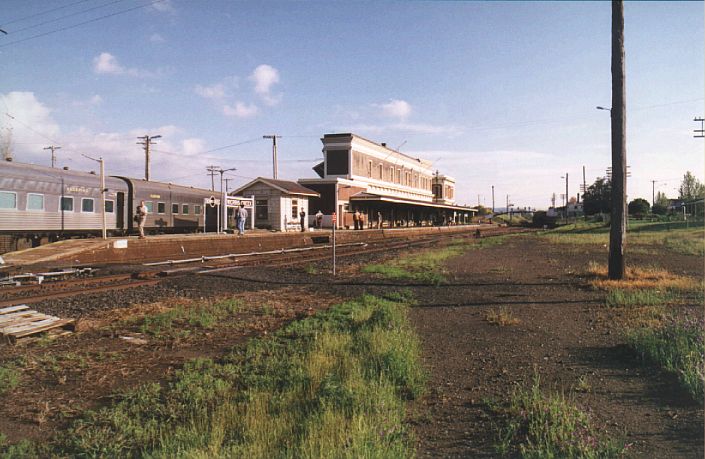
[[291, 199, 298, 219], [256, 200, 268, 220]]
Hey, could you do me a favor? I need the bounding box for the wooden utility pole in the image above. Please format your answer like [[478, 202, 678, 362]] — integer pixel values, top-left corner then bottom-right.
[[44, 145, 61, 168], [206, 165, 218, 191], [491, 185, 495, 213], [608, 0, 626, 280], [263, 135, 281, 179], [137, 135, 161, 181]]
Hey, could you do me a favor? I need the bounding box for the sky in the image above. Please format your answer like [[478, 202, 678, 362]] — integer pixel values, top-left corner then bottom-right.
[[1, 0, 703, 209]]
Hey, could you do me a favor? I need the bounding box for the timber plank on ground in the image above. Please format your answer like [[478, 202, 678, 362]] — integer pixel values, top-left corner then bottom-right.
[[0, 305, 75, 343]]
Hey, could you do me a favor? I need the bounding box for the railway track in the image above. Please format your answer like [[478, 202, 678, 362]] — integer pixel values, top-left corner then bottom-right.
[[0, 227, 528, 306]]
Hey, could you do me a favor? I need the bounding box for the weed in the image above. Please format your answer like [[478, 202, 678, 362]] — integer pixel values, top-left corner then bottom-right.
[[485, 307, 520, 326], [0, 365, 20, 395], [304, 264, 319, 275], [494, 374, 625, 457], [55, 295, 425, 457], [575, 375, 592, 393]]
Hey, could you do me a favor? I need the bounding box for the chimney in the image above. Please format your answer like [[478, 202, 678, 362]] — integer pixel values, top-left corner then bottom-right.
[[381, 143, 387, 147], [63, 166, 69, 170]]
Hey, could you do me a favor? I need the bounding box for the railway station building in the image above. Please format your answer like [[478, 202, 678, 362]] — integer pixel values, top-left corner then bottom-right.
[[231, 177, 319, 232], [298, 133, 476, 229]]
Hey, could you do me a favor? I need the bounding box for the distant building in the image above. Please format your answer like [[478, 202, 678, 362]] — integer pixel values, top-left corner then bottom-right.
[[298, 133, 475, 228], [231, 177, 319, 232]]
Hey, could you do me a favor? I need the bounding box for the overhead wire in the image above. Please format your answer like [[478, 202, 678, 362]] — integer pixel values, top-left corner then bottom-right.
[[8, 0, 131, 35], [0, 0, 94, 27], [0, 0, 167, 48]]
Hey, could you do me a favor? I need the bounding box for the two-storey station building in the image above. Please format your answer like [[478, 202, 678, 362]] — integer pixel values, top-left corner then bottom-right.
[[299, 133, 476, 229]]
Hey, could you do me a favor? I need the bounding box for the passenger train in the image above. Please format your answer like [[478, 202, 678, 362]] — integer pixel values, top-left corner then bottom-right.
[[0, 159, 218, 253]]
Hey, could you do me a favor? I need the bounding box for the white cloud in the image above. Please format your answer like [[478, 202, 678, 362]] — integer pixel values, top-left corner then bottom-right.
[[150, 33, 165, 44], [92, 52, 151, 77], [93, 52, 123, 75], [223, 102, 259, 119], [347, 121, 462, 136], [72, 94, 103, 107], [182, 138, 207, 156], [151, 0, 175, 14], [195, 83, 227, 101], [1, 91, 60, 144], [249, 64, 281, 105], [378, 99, 412, 119]]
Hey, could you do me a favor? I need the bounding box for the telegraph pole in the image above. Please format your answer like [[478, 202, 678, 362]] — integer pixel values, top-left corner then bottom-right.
[[224, 178, 233, 194], [137, 135, 161, 181], [694, 117, 704, 138], [44, 145, 61, 168], [491, 185, 495, 213], [263, 135, 281, 179], [609, 0, 627, 280], [206, 166, 218, 191]]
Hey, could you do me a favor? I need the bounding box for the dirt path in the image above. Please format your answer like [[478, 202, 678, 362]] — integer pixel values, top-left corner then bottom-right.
[[410, 235, 703, 457]]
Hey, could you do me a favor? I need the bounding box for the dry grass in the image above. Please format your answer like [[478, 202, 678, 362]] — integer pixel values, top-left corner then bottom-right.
[[586, 262, 697, 291], [485, 307, 520, 326]]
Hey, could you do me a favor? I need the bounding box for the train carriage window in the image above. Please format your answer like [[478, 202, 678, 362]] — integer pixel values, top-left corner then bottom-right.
[[145, 201, 154, 213], [171, 203, 179, 214], [105, 200, 114, 213], [158, 202, 166, 214], [27, 193, 44, 211], [81, 198, 94, 213], [182, 204, 189, 215], [195, 205, 202, 215], [0, 191, 17, 209], [60, 196, 74, 211]]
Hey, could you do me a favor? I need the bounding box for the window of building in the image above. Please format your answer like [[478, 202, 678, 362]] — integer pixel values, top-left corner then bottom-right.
[[0, 191, 17, 209], [256, 199, 268, 220], [158, 202, 167, 214], [195, 205, 202, 215], [396, 169, 401, 184], [367, 160, 372, 177], [105, 200, 114, 213], [60, 196, 73, 211], [145, 201, 154, 213], [291, 199, 298, 219], [182, 204, 189, 215], [27, 193, 44, 211], [378, 163, 383, 179], [81, 198, 95, 213], [326, 149, 349, 175], [389, 166, 394, 181], [171, 203, 179, 214]]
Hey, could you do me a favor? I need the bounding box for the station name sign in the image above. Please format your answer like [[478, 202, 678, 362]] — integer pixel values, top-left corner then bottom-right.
[[204, 196, 253, 208]]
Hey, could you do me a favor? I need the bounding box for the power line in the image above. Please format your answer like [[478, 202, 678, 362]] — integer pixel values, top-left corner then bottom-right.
[[8, 0, 130, 35], [0, 0, 167, 48], [0, 0, 94, 27]]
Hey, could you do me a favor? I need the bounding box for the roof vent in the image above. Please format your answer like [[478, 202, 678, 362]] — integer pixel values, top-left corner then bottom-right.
[[63, 166, 69, 170], [90, 171, 96, 175], [381, 142, 387, 147]]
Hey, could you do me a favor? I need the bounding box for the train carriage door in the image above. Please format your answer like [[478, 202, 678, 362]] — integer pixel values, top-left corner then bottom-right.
[[116, 192, 125, 230]]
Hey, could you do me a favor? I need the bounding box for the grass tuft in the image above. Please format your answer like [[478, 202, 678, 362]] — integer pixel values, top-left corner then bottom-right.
[[0, 364, 20, 395], [485, 307, 520, 326]]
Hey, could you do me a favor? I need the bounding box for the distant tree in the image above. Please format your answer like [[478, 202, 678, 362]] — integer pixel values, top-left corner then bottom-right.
[[582, 177, 611, 215], [568, 196, 577, 205], [628, 198, 650, 216], [475, 205, 490, 216], [652, 191, 669, 215], [678, 171, 705, 201], [0, 127, 12, 161]]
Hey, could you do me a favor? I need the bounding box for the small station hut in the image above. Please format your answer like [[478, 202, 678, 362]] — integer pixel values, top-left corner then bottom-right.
[[231, 177, 319, 232]]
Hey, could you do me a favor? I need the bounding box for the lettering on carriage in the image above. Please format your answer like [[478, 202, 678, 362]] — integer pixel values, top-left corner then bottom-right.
[[149, 194, 161, 199], [65, 186, 90, 194]]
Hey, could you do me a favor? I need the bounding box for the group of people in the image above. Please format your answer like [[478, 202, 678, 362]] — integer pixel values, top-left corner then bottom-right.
[[134, 201, 249, 238]]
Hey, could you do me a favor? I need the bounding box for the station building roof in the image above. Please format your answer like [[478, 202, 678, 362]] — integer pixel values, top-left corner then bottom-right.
[[349, 192, 477, 213], [232, 177, 320, 197]]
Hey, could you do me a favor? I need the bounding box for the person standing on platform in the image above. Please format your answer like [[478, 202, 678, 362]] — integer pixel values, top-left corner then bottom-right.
[[237, 203, 248, 235], [353, 209, 360, 230], [315, 210, 323, 229], [299, 209, 306, 232], [136, 200, 148, 239], [377, 211, 383, 229]]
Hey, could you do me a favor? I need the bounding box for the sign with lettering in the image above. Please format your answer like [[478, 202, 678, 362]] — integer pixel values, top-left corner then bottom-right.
[[65, 185, 90, 194]]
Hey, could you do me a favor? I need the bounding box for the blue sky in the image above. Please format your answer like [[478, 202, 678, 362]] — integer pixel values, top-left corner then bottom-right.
[[1, 0, 703, 209]]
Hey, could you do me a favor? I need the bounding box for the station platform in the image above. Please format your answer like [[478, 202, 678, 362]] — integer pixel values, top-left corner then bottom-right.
[[0, 225, 485, 270]]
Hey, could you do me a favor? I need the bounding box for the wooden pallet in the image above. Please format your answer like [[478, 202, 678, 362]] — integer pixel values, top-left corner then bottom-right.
[[0, 305, 75, 343]]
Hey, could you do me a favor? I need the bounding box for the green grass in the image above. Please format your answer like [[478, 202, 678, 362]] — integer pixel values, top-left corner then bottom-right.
[[494, 374, 626, 458], [605, 288, 676, 308], [27, 295, 425, 458], [362, 235, 509, 284], [0, 365, 20, 396], [139, 298, 243, 338], [627, 320, 704, 403], [540, 220, 704, 256]]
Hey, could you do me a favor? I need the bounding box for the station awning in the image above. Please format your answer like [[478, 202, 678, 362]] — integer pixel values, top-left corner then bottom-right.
[[349, 192, 477, 212]]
